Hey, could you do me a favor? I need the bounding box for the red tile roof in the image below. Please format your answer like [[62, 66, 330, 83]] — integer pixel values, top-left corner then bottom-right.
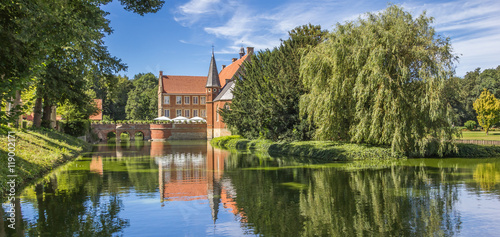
[[89, 99, 103, 120], [162, 75, 207, 94], [219, 54, 249, 88]]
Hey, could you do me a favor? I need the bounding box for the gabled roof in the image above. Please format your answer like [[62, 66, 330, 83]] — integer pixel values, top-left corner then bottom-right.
[[89, 99, 103, 120], [206, 52, 221, 88], [214, 80, 235, 101], [219, 54, 249, 88], [161, 75, 207, 94]]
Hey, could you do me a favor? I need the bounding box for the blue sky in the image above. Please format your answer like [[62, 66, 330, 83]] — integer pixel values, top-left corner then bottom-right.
[[101, 0, 500, 78]]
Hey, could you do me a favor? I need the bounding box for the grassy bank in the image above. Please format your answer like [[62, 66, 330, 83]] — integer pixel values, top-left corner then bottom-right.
[[211, 135, 405, 161], [211, 135, 500, 160], [0, 125, 91, 197]]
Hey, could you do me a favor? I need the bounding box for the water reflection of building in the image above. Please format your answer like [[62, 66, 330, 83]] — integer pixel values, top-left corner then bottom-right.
[[154, 141, 243, 223], [89, 156, 103, 176]]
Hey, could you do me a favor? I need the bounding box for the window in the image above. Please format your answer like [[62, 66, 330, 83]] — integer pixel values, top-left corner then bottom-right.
[[193, 96, 198, 104], [225, 104, 230, 110], [176, 96, 182, 105], [201, 96, 206, 104], [193, 109, 198, 117], [184, 109, 190, 118], [201, 109, 206, 118], [164, 109, 170, 117], [208, 88, 211, 92], [176, 109, 182, 117], [216, 105, 219, 122], [164, 96, 170, 104], [213, 88, 217, 92], [184, 96, 190, 105]]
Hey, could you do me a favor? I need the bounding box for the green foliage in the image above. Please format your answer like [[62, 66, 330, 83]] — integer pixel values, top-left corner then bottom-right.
[[0, 0, 164, 126], [104, 75, 134, 120], [221, 24, 326, 141], [473, 89, 500, 135], [59, 119, 91, 137], [300, 5, 459, 157], [211, 136, 405, 161], [0, 125, 91, 197], [125, 73, 159, 120], [460, 66, 500, 123], [464, 120, 477, 131]]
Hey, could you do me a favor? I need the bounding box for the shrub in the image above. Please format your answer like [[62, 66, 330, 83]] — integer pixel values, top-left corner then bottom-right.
[[60, 119, 90, 137], [464, 120, 477, 131]]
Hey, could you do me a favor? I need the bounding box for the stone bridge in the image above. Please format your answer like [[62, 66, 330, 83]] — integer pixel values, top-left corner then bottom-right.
[[91, 123, 207, 141]]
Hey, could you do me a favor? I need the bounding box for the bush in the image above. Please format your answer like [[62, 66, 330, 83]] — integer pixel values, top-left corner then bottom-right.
[[60, 119, 91, 137], [464, 120, 477, 131]]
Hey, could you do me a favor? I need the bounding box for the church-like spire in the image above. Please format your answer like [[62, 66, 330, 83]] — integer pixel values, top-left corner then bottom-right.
[[239, 47, 245, 59], [206, 47, 221, 88]]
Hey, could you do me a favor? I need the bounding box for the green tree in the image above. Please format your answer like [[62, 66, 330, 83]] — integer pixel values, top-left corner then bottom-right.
[[473, 89, 500, 135], [105, 75, 134, 120], [0, 0, 164, 126], [125, 73, 158, 120], [460, 66, 500, 124], [300, 5, 458, 156], [221, 24, 326, 141]]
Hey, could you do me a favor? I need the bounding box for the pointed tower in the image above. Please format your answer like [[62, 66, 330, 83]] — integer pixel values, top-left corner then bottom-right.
[[239, 47, 245, 59], [206, 48, 221, 139], [158, 71, 164, 117]]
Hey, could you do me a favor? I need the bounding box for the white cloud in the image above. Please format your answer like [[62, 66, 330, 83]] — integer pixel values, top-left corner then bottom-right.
[[179, 0, 221, 14], [174, 0, 238, 26], [174, 0, 500, 75], [401, 0, 500, 75]]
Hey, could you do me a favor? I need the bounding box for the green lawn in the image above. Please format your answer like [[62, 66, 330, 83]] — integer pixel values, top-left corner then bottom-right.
[[459, 131, 500, 141]]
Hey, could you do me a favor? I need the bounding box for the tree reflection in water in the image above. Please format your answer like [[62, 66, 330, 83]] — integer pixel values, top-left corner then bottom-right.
[[222, 153, 500, 236]]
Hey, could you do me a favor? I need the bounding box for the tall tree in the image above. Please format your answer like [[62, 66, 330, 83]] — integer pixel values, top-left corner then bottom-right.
[[221, 24, 326, 141], [473, 89, 500, 135], [460, 66, 500, 124], [0, 0, 164, 126], [105, 75, 134, 120], [300, 5, 459, 156], [125, 73, 158, 120]]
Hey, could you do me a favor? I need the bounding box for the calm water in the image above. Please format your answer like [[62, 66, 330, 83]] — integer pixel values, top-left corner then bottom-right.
[[2, 140, 500, 236]]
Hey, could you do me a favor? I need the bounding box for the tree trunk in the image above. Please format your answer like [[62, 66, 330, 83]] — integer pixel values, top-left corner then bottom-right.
[[33, 97, 43, 128], [13, 90, 22, 128], [42, 96, 52, 129]]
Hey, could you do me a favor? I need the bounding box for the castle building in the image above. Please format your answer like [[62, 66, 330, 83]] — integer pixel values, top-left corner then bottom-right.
[[158, 47, 253, 139]]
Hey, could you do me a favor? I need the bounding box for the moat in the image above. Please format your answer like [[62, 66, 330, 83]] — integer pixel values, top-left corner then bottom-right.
[[2, 140, 500, 236]]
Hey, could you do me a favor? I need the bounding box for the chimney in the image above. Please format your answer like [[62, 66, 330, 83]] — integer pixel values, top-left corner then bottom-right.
[[222, 65, 226, 69], [246, 47, 254, 55], [159, 70, 163, 77], [232, 58, 237, 63]]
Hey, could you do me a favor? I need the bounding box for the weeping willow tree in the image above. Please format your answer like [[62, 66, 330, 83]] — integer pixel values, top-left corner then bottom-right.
[[300, 5, 460, 157]]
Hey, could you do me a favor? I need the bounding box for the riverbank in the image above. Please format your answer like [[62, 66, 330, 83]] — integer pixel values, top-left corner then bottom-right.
[[211, 135, 406, 160], [211, 135, 500, 160], [0, 125, 92, 198]]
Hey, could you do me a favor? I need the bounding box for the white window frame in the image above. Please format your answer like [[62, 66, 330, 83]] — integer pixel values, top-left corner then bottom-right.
[[201, 109, 206, 118], [184, 96, 190, 105], [176, 109, 182, 117], [201, 96, 206, 105], [193, 96, 198, 104], [164, 109, 170, 117], [193, 109, 198, 117], [176, 96, 182, 105], [164, 96, 170, 104], [184, 109, 190, 118]]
